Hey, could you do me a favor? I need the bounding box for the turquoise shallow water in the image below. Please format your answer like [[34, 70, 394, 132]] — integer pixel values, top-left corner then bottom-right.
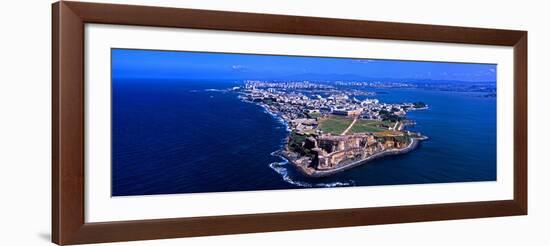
[[112, 80, 496, 196]]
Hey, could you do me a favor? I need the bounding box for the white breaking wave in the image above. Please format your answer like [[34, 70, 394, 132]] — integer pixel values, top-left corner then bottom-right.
[[269, 161, 354, 188], [256, 105, 291, 133], [268, 151, 355, 188], [241, 94, 352, 187], [204, 88, 227, 92]]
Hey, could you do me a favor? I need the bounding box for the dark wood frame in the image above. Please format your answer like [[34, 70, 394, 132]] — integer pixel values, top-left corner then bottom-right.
[[52, 1, 527, 245]]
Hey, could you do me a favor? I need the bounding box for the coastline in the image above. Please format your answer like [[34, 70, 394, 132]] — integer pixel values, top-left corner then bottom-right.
[[238, 91, 427, 179], [278, 136, 425, 178], [239, 96, 292, 133]]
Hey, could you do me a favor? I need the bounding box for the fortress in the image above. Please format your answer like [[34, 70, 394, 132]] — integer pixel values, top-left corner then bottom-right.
[[239, 81, 427, 177], [304, 134, 408, 170]]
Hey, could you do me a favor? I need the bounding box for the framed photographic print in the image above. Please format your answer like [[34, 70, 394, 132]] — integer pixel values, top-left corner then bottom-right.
[[52, 1, 527, 245]]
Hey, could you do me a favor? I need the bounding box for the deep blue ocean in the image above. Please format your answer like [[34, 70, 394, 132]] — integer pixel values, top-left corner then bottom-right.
[[112, 79, 496, 196]]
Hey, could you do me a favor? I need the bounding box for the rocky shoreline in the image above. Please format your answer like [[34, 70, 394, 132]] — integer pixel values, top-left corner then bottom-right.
[[279, 136, 426, 178], [236, 85, 429, 178]]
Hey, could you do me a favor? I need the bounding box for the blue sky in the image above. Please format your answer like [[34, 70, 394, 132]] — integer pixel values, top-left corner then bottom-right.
[[112, 48, 496, 82]]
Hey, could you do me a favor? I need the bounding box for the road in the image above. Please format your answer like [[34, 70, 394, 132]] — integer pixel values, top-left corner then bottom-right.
[[392, 121, 399, 130], [341, 117, 358, 135]]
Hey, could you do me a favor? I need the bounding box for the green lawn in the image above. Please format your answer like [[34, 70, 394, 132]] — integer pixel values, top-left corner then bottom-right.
[[318, 116, 354, 135], [349, 120, 392, 134]]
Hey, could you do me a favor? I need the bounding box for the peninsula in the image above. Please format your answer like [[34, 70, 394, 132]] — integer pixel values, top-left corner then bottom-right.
[[236, 80, 428, 177]]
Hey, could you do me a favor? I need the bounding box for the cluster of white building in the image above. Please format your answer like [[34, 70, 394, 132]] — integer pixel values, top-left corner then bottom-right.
[[242, 84, 415, 129]]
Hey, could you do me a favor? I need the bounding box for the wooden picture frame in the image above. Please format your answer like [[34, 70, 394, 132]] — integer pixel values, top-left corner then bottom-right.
[[52, 1, 527, 245]]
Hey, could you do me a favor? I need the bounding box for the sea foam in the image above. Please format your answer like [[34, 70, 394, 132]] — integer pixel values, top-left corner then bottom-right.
[[268, 161, 354, 188], [241, 92, 354, 188]]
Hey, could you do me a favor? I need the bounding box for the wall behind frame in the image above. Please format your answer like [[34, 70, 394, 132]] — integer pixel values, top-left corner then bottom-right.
[[0, 0, 546, 245]]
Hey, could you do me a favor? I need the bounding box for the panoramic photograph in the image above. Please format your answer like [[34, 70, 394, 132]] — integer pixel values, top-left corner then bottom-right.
[[111, 48, 497, 196]]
